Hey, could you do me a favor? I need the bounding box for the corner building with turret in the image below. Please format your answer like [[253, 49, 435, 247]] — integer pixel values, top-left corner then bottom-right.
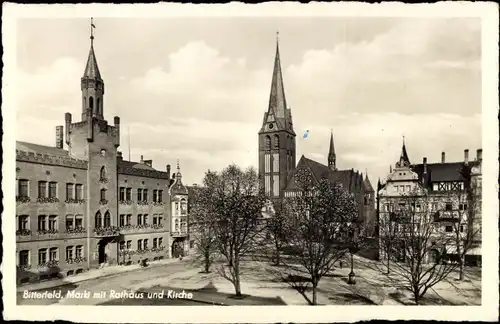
[[258, 37, 376, 234], [16, 29, 189, 285]]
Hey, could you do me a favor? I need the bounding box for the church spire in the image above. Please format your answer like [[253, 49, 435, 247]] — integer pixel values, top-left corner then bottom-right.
[[81, 18, 105, 121], [328, 129, 336, 170], [267, 31, 288, 128]]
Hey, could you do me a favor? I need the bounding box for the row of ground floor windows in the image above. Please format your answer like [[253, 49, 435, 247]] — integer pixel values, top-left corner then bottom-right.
[[119, 237, 164, 251], [18, 245, 84, 267]]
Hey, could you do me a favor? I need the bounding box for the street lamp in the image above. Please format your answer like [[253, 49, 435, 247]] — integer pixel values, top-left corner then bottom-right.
[[348, 246, 356, 285]]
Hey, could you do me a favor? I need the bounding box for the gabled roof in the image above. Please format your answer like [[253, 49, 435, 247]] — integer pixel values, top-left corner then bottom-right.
[[118, 160, 155, 171], [16, 141, 70, 158], [284, 155, 364, 192], [411, 161, 479, 184], [363, 175, 374, 192]]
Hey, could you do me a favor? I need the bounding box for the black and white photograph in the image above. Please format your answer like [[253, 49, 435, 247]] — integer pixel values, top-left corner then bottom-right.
[[2, 2, 498, 322]]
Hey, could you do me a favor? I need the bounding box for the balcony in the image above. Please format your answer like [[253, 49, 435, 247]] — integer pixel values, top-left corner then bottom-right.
[[36, 197, 60, 204], [433, 210, 460, 222], [93, 226, 120, 237], [36, 229, 59, 236], [119, 200, 134, 206], [66, 257, 87, 264], [118, 224, 165, 233], [66, 227, 86, 236], [64, 198, 86, 205], [16, 229, 32, 236], [171, 230, 188, 238]]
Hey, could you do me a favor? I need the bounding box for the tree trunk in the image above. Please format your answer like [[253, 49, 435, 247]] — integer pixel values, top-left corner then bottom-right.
[[458, 256, 465, 280], [275, 245, 281, 266], [312, 284, 317, 305], [233, 259, 242, 297], [386, 249, 391, 274]]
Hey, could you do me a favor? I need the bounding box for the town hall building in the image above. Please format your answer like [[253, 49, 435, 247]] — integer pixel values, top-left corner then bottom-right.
[[16, 24, 189, 285]]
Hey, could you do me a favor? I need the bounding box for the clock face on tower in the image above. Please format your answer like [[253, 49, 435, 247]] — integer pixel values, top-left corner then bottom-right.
[[268, 123, 274, 130]]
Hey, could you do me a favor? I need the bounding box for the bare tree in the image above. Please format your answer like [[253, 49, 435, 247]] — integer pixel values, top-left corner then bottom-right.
[[382, 191, 457, 305], [265, 203, 290, 266], [378, 210, 398, 274], [197, 165, 267, 297], [276, 178, 360, 305]]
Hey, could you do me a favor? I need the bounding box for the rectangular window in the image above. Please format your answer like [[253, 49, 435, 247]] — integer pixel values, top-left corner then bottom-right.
[[445, 225, 453, 232], [401, 186, 405, 192], [100, 189, 107, 201], [66, 246, 73, 260], [48, 182, 57, 198], [459, 203, 468, 211], [144, 239, 148, 250], [265, 153, 271, 173], [137, 214, 142, 225], [153, 238, 158, 248], [119, 187, 125, 201], [137, 189, 142, 201], [158, 238, 163, 246], [119, 214, 125, 227], [126, 240, 132, 250], [272, 153, 279, 172], [119, 241, 125, 251], [18, 215, 29, 230], [153, 215, 158, 225], [126, 188, 132, 200], [143, 189, 148, 202], [265, 175, 271, 195], [38, 249, 47, 264], [406, 185, 411, 192], [126, 214, 132, 225], [18, 179, 29, 197], [49, 247, 58, 261], [445, 203, 453, 211], [66, 215, 74, 229], [19, 250, 30, 266], [143, 214, 148, 225], [432, 183, 439, 191], [273, 175, 280, 197], [432, 203, 438, 211], [384, 204, 389, 212], [137, 239, 143, 250], [460, 225, 464, 232], [66, 183, 74, 200], [75, 245, 82, 258], [38, 215, 47, 230], [153, 190, 158, 202], [38, 181, 47, 198], [48, 215, 57, 230], [75, 215, 83, 228], [158, 214, 163, 225], [75, 184, 83, 200], [158, 190, 163, 203]]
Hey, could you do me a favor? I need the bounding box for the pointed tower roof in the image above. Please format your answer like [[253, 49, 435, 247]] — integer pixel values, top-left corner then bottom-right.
[[363, 171, 374, 192], [396, 136, 411, 168], [328, 130, 335, 156], [268, 34, 287, 122], [171, 159, 188, 195], [83, 18, 102, 80]]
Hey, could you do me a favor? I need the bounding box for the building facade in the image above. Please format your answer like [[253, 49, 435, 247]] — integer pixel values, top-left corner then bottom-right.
[[16, 29, 188, 285], [257, 37, 376, 232], [377, 141, 482, 265]]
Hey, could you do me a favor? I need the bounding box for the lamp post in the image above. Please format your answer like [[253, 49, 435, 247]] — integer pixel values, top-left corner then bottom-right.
[[348, 248, 356, 285]]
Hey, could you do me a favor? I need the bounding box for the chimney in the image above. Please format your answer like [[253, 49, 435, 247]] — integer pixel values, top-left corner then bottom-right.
[[65, 113, 72, 146], [476, 149, 482, 162], [166, 164, 171, 178], [114, 116, 120, 147], [464, 149, 469, 165], [117, 151, 123, 161], [144, 159, 153, 167], [441, 152, 446, 163], [140, 155, 144, 163], [422, 157, 427, 185], [55, 125, 64, 149]]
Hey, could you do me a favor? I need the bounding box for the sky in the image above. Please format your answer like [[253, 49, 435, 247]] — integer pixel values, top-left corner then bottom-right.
[[16, 17, 482, 186]]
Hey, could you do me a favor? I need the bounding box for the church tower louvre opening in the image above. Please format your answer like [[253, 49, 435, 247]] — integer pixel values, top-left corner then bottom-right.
[[258, 33, 296, 201]]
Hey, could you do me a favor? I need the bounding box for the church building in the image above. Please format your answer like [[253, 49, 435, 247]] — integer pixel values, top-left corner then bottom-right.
[[257, 36, 376, 233], [16, 22, 189, 285]]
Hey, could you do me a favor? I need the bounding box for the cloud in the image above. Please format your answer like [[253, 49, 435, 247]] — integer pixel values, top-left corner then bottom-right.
[[16, 18, 481, 186]]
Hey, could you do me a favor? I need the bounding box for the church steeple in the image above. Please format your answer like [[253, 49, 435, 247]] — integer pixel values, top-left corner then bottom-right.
[[81, 18, 105, 121], [328, 130, 336, 170]]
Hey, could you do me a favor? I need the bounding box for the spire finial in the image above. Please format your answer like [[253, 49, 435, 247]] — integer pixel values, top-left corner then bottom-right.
[[403, 135, 405, 145], [276, 30, 279, 43], [90, 17, 95, 45], [177, 159, 180, 172]]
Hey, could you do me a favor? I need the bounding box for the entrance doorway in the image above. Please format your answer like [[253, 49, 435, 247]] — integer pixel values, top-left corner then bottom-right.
[[171, 238, 186, 258], [98, 241, 107, 264]]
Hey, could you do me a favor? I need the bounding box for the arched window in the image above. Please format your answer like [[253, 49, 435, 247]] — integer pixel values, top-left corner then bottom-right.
[[175, 219, 179, 231], [104, 211, 111, 227], [95, 211, 102, 228], [89, 96, 94, 112], [273, 135, 279, 149], [97, 98, 101, 115], [100, 166, 107, 181], [265, 135, 271, 150], [83, 97, 86, 111], [180, 199, 187, 215]]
